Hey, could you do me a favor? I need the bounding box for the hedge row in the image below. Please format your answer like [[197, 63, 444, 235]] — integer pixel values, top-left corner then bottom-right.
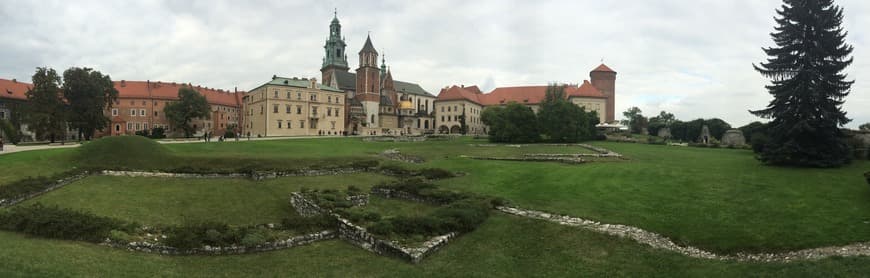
[[0, 170, 86, 202], [369, 198, 491, 237], [0, 204, 135, 242], [377, 165, 456, 179]]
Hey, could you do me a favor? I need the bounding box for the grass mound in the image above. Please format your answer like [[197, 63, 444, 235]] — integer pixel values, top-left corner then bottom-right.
[[75, 136, 172, 169]]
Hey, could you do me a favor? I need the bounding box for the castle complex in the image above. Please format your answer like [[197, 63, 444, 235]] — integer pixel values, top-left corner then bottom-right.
[[0, 12, 616, 141]]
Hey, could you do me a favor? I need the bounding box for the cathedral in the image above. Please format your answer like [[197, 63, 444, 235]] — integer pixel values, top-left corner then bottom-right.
[[320, 12, 437, 135]]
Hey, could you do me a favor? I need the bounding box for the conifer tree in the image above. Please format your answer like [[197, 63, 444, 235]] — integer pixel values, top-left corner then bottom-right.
[[751, 0, 854, 167]]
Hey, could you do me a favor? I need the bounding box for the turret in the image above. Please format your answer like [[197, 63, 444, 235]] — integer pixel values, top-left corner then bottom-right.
[[590, 64, 617, 123]]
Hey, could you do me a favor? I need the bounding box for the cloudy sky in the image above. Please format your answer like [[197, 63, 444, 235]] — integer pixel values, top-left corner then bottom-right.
[[1, 0, 868, 128]]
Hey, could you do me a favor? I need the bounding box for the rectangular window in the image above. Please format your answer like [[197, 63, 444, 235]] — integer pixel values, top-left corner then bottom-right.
[[274, 91, 278, 98], [140, 109, 146, 116], [112, 109, 118, 116], [127, 122, 133, 130], [297, 106, 302, 114], [287, 92, 292, 99], [287, 121, 292, 129], [143, 123, 148, 130], [286, 105, 291, 113], [273, 104, 278, 113], [335, 109, 339, 117], [331, 121, 335, 130], [135, 123, 141, 131], [336, 97, 340, 104], [130, 109, 136, 116], [441, 107, 444, 112], [278, 121, 282, 129], [299, 120, 304, 128], [297, 92, 301, 100], [154, 111, 158, 117], [327, 108, 332, 116], [312, 107, 318, 116], [328, 96, 332, 103], [310, 94, 317, 101]]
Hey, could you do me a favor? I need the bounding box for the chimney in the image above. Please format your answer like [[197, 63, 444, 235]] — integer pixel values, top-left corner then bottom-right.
[[461, 84, 465, 88], [272, 75, 277, 80], [234, 86, 237, 93], [120, 80, 126, 87], [12, 78, 17, 83]]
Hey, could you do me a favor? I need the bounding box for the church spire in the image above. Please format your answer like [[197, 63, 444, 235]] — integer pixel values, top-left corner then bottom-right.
[[380, 52, 387, 76], [322, 11, 348, 71]]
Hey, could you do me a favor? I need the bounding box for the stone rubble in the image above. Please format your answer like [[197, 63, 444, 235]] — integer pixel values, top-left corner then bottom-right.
[[379, 149, 425, 164], [497, 206, 870, 263]]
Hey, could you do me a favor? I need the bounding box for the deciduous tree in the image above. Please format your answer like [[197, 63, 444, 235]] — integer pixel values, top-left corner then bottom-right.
[[24, 67, 67, 143], [164, 87, 210, 138], [62, 67, 118, 140]]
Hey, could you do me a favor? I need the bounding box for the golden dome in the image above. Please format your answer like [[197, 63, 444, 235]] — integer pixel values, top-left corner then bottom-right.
[[399, 100, 413, 110]]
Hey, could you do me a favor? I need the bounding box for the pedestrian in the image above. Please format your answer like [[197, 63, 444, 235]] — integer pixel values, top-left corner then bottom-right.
[[0, 138, 4, 152]]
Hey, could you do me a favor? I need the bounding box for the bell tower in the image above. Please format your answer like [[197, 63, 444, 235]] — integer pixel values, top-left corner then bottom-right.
[[356, 34, 381, 127], [320, 9, 349, 85]]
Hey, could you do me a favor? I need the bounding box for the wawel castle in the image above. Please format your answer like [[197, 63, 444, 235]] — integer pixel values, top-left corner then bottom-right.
[[0, 13, 616, 140]]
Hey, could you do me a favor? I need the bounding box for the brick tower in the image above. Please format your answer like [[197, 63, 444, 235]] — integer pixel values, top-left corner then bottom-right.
[[590, 64, 617, 123], [356, 34, 381, 127]]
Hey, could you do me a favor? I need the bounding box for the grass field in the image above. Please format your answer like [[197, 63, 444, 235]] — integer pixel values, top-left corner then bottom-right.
[[1, 136, 869, 276], [22, 174, 393, 226]]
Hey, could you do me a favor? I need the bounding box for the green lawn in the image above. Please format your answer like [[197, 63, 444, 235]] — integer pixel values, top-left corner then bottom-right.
[[2, 136, 870, 276], [2, 215, 870, 277], [24, 173, 393, 226]]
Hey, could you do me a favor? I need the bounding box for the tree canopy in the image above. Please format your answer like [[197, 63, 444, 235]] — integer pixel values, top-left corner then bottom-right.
[[62, 67, 118, 140], [621, 107, 647, 134], [25, 67, 67, 143], [537, 84, 599, 142], [751, 0, 854, 167], [481, 102, 539, 143], [164, 87, 210, 138]]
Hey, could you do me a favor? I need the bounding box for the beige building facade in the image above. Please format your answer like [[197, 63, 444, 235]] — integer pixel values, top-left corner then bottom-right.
[[244, 77, 345, 137]]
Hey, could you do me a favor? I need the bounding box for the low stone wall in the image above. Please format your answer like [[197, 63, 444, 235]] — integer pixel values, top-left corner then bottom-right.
[[289, 192, 329, 217], [463, 156, 586, 164], [523, 153, 623, 159], [0, 173, 90, 207], [363, 136, 428, 142], [346, 194, 370, 206], [379, 149, 425, 164], [336, 215, 456, 264], [290, 190, 458, 263], [370, 187, 446, 205], [108, 230, 336, 255], [99, 168, 368, 181]]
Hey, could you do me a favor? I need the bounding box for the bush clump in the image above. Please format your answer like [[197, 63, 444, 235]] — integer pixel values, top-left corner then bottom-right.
[[0, 204, 133, 242], [0, 170, 86, 202], [418, 168, 455, 179], [368, 198, 491, 237], [280, 214, 336, 233]]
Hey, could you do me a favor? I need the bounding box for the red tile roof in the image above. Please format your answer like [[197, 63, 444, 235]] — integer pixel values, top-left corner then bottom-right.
[[437, 81, 605, 106], [436, 85, 484, 105], [0, 78, 32, 101], [114, 80, 243, 107], [565, 80, 607, 98], [592, 64, 616, 73]]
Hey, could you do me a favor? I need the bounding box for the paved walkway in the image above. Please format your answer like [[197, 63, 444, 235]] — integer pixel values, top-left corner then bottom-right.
[[0, 135, 349, 156]]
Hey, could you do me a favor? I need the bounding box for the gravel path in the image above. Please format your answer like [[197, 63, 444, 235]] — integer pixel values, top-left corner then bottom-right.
[[497, 206, 870, 262]]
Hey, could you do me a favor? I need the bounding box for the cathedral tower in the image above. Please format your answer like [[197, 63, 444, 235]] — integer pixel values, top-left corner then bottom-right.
[[321, 10, 349, 85], [356, 34, 381, 126]]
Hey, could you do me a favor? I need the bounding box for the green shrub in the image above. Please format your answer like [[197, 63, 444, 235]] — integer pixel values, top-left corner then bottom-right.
[[366, 198, 491, 237], [864, 171, 870, 185], [163, 222, 241, 249], [281, 214, 335, 233], [0, 204, 128, 242], [240, 228, 269, 247], [109, 229, 133, 244], [0, 170, 86, 201], [349, 159, 379, 169], [418, 168, 455, 179]]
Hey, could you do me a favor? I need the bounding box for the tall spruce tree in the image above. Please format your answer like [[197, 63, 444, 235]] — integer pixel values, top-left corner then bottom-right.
[[751, 0, 854, 167]]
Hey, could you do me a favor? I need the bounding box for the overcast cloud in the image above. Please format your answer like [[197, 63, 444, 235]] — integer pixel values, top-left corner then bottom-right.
[[1, 0, 868, 128]]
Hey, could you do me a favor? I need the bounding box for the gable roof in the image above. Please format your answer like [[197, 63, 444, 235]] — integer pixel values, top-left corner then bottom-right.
[[114, 81, 244, 107], [437, 82, 605, 106], [0, 78, 31, 101], [436, 85, 484, 105], [592, 64, 616, 73], [394, 80, 433, 97], [248, 76, 343, 94]]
